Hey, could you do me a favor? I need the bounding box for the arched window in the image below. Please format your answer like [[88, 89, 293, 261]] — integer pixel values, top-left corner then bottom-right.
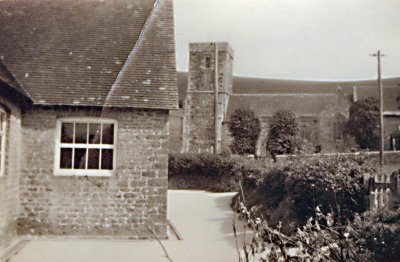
[[0, 106, 6, 176], [331, 114, 346, 141]]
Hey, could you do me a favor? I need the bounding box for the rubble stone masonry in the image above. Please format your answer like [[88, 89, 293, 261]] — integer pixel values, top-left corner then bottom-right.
[[18, 107, 169, 239], [182, 42, 233, 154]]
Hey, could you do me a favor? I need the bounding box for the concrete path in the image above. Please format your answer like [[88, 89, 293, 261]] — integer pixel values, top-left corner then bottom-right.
[[9, 190, 243, 262]]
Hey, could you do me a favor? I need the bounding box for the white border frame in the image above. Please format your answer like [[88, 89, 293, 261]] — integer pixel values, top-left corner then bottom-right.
[[54, 117, 117, 177], [0, 107, 6, 177]]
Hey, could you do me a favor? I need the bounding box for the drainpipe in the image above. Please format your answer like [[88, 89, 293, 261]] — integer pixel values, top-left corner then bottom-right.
[[214, 43, 219, 155]]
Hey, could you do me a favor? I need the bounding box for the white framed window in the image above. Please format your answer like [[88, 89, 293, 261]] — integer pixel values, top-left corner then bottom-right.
[[0, 107, 6, 177], [54, 117, 117, 176]]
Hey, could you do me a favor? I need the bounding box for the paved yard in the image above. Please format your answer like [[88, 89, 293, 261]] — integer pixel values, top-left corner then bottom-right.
[[8, 190, 244, 262]]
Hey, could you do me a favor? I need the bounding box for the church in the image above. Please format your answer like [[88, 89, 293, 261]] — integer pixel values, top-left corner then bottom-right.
[[170, 42, 400, 157]]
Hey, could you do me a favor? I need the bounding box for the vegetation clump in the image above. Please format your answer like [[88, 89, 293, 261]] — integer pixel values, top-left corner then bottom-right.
[[229, 108, 261, 155], [235, 154, 379, 233], [346, 97, 379, 150], [234, 202, 400, 262], [168, 153, 271, 192], [266, 110, 301, 160]]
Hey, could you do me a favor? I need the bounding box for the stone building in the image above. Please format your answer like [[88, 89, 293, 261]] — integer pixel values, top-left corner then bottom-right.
[[181, 43, 233, 154], [0, 0, 178, 254], [173, 42, 400, 156]]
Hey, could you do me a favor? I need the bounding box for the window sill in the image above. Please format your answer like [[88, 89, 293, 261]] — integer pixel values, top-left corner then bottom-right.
[[54, 169, 114, 177]]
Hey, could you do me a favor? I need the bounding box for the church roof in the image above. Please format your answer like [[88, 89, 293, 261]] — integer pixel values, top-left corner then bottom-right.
[[225, 94, 342, 121], [0, 0, 178, 109], [177, 72, 400, 114]]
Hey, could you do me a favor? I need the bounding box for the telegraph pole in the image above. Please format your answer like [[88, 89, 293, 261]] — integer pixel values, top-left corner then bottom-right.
[[370, 51, 385, 167]]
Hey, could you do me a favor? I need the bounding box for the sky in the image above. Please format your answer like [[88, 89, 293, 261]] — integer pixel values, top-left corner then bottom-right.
[[174, 0, 400, 80]]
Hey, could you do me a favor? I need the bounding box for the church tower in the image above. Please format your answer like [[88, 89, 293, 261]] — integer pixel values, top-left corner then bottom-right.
[[182, 43, 234, 154]]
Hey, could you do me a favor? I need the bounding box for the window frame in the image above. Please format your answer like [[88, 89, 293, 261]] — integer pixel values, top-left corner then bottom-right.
[[0, 107, 6, 177], [54, 117, 117, 177]]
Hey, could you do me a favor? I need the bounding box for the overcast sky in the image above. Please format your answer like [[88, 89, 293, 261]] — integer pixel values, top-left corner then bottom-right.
[[174, 0, 400, 80]]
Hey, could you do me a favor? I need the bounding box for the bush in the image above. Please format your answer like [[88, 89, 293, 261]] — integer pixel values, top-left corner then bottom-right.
[[168, 153, 243, 192], [229, 108, 261, 155], [236, 154, 380, 233], [351, 209, 400, 261], [346, 97, 379, 150], [266, 110, 301, 159], [235, 204, 400, 261], [168, 153, 271, 192]]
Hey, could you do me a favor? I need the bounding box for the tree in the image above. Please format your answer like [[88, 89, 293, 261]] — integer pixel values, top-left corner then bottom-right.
[[267, 109, 300, 158], [346, 97, 379, 150], [228, 108, 261, 155]]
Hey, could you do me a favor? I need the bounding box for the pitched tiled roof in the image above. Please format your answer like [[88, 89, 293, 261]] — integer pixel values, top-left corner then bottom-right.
[[177, 72, 400, 113], [0, 59, 30, 98], [225, 94, 344, 121], [0, 0, 178, 109]]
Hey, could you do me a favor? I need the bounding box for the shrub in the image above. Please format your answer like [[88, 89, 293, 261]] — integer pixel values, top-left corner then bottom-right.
[[266, 110, 301, 159], [168, 153, 271, 192], [351, 209, 400, 261], [229, 108, 261, 155], [235, 202, 400, 261], [236, 154, 380, 233], [168, 153, 244, 192], [346, 97, 379, 150]]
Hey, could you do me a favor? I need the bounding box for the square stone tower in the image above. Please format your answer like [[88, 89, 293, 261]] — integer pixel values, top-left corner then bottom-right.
[[182, 42, 234, 154]]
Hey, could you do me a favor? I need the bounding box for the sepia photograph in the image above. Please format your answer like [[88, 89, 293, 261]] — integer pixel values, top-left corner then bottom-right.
[[0, 0, 399, 261]]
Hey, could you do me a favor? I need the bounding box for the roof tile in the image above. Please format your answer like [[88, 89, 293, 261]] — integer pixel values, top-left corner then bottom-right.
[[0, 0, 178, 109]]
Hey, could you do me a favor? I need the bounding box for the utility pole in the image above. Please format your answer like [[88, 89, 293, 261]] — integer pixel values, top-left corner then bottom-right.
[[370, 51, 385, 167]]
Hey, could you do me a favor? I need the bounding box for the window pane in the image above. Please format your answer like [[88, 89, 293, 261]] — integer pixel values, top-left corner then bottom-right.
[[88, 123, 101, 144], [74, 148, 86, 169], [102, 124, 114, 144], [60, 148, 72, 169], [75, 123, 88, 144], [101, 149, 113, 170], [88, 149, 99, 169], [61, 123, 73, 143]]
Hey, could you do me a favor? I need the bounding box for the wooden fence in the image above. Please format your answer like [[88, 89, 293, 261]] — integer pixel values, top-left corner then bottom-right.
[[365, 171, 400, 210]]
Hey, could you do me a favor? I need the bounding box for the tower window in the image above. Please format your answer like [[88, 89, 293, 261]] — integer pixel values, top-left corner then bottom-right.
[[204, 57, 211, 69]]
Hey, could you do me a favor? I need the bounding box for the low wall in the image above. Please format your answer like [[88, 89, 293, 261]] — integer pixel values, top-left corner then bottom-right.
[[276, 151, 400, 166]]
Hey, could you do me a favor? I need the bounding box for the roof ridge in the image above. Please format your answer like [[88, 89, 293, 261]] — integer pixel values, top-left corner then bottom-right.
[[0, 58, 33, 100], [104, 0, 160, 105]]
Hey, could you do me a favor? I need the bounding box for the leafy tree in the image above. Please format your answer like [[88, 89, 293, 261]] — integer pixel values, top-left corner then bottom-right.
[[267, 109, 300, 158], [229, 108, 261, 154], [346, 97, 379, 150]]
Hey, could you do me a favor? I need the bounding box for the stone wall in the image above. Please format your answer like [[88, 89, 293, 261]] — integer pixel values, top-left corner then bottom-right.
[[0, 97, 21, 252], [183, 93, 215, 153], [18, 107, 169, 239], [384, 116, 400, 150], [169, 108, 183, 153], [276, 151, 400, 166], [317, 93, 352, 153]]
